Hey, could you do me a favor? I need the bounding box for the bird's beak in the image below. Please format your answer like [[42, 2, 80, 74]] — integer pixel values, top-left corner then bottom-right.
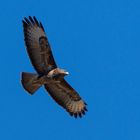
[[65, 71, 69, 75]]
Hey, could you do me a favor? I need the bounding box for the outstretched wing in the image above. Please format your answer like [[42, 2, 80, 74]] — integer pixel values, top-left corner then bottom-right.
[[44, 79, 87, 118], [22, 16, 57, 75]]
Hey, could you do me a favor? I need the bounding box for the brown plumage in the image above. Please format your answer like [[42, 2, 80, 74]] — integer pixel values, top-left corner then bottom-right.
[[21, 16, 87, 118]]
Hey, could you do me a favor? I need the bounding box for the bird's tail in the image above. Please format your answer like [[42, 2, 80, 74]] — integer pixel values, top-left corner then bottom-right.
[[21, 72, 42, 95]]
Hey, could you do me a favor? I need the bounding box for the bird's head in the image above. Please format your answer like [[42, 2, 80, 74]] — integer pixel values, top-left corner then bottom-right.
[[47, 68, 69, 78], [57, 68, 69, 76]]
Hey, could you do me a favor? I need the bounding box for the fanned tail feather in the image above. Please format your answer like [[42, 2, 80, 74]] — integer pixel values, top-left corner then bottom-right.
[[21, 72, 42, 94]]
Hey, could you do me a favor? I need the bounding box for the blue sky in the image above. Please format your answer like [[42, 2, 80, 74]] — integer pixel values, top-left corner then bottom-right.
[[0, 0, 140, 139]]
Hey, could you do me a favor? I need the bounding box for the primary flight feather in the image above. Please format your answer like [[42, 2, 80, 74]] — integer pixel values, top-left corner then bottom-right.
[[21, 16, 87, 118]]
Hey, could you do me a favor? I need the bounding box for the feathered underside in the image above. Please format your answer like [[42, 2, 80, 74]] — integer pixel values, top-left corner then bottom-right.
[[44, 79, 87, 118], [22, 16, 87, 118], [22, 16, 57, 75]]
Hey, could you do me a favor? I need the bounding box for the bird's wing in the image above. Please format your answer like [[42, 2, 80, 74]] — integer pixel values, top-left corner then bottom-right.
[[22, 16, 57, 75], [44, 79, 87, 118]]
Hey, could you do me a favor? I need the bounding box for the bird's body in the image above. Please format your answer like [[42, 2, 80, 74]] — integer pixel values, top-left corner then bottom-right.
[[21, 16, 87, 118]]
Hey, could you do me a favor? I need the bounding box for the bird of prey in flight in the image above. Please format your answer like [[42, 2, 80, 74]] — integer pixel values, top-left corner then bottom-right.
[[21, 16, 87, 118]]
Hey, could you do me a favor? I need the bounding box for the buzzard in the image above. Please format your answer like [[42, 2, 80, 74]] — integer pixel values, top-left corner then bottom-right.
[[21, 16, 87, 118]]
